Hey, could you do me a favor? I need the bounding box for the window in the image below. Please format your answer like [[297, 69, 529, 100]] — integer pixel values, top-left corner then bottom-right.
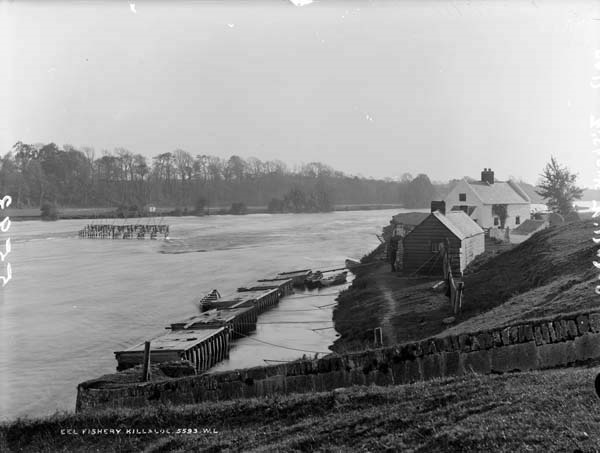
[[459, 205, 468, 213], [516, 216, 521, 225], [459, 193, 466, 202], [494, 217, 499, 226]]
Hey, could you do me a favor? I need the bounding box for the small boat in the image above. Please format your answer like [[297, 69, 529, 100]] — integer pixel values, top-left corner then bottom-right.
[[304, 271, 323, 289], [320, 271, 348, 287], [345, 259, 361, 270], [199, 289, 221, 312]]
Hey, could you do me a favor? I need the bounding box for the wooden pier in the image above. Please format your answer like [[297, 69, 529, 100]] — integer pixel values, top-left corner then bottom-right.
[[237, 278, 294, 297], [202, 288, 280, 314], [169, 306, 258, 339], [259, 269, 312, 287], [112, 266, 349, 375], [114, 327, 230, 372]]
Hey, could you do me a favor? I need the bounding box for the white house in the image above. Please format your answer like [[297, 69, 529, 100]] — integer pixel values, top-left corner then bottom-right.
[[443, 168, 530, 229]]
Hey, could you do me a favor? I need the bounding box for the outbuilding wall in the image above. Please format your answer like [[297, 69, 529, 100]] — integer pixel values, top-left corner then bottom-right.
[[403, 216, 461, 276]]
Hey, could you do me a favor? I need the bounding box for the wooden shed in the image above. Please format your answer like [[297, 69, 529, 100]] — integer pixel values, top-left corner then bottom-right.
[[402, 202, 484, 277]]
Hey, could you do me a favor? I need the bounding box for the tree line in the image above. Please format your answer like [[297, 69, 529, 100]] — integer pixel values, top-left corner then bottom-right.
[[0, 142, 441, 213]]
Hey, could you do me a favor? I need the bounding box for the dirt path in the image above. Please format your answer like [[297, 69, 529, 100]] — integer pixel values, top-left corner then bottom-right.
[[369, 264, 452, 346], [377, 285, 398, 345]]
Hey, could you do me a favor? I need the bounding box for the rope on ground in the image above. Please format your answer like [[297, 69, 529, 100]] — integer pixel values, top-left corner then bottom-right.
[[232, 329, 332, 355], [268, 304, 335, 312], [285, 292, 342, 299], [256, 321, 333, 324]]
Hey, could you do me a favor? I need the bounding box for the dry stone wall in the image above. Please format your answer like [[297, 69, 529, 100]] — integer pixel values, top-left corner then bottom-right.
[[76, 311, 600, 413]]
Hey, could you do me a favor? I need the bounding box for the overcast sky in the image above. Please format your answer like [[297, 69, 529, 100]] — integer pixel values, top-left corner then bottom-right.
[[2, 0, 599, 185]]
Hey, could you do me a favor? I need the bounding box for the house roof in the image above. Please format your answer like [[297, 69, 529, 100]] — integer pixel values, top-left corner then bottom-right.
[[392, 212, 430, 226], [467, 180, 530, 205], [432, 210, 484, 240], [512, 219, 547, 235]]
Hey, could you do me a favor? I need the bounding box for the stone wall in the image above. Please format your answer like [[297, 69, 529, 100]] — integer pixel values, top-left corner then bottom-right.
[[76, 311, 600, 413]]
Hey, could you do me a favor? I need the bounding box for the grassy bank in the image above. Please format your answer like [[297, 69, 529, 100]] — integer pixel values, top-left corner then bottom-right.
[[2, 366, 600, 452], [332, 241, 452, 351], [333, 220, 599, 351]]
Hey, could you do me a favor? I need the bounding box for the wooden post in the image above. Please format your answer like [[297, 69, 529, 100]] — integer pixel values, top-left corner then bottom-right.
[[142, 341, 151, 382], [374, 327, 383, 347], [456, 282, 464, 314]]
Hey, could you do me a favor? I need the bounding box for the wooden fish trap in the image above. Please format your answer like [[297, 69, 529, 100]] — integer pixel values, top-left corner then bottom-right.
[[168, 306, 257, 339], [114, 327, 230, 373], [78, 224, 170, 240]]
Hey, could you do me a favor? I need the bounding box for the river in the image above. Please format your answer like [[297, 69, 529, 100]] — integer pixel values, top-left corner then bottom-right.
[[0, 209, 408, 421]]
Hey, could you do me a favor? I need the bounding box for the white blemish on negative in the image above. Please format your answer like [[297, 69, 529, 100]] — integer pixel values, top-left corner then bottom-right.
[[289, 0, 314, 6]]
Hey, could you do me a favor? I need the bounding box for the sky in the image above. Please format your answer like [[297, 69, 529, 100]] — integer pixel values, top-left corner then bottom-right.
[[2, 0, 600, 185]]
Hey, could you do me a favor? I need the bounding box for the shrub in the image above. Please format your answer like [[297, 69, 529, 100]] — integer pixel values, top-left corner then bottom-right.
[[267, 198, 284, 213], [194, 197, 207, 215], [40, 202, 59, 221], [230, 202, 247, 215]]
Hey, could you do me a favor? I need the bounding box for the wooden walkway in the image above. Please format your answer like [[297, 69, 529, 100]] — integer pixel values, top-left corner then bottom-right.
[[113, 266, 350, 374]]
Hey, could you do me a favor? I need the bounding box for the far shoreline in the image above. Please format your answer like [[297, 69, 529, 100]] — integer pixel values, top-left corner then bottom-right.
[[5, 203, 408, 222]]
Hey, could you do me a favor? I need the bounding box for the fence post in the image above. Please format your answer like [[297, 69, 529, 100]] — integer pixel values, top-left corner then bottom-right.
[[456, 282, 464, 314], [142, 341, 151, 382], [374, 327, 383, 347]]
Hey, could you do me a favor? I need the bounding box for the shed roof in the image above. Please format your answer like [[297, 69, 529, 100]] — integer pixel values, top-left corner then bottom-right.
[[467, 180, 530, 204], [391, 212, 429, 226], [432, 211, 484, 240]]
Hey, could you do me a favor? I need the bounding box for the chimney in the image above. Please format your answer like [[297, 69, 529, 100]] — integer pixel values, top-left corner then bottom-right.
[[481, 168, 495, 184], [431, 200, 445, 215]]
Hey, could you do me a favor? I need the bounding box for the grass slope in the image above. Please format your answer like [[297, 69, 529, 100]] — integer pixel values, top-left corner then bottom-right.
[[453, 220, 598, 332], [334, 220, 599, 350], [2, 366, 600, 452]]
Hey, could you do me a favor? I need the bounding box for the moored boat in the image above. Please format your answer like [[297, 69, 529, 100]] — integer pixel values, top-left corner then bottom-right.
[[198, 289, 221, 312], [304, 271, 323, 289], [320, 271, 348, 287]]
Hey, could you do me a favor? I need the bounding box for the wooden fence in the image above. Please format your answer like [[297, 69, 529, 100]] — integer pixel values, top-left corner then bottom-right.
[[441, 240, 464, 314]]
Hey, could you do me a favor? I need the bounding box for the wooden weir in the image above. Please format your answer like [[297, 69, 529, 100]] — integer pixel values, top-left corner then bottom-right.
[[78, 224, 169, 240], [114, 327, 230, 372]]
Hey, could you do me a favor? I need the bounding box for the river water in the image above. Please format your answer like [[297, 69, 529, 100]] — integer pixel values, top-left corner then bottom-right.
[[0, 209, 407, 421]]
